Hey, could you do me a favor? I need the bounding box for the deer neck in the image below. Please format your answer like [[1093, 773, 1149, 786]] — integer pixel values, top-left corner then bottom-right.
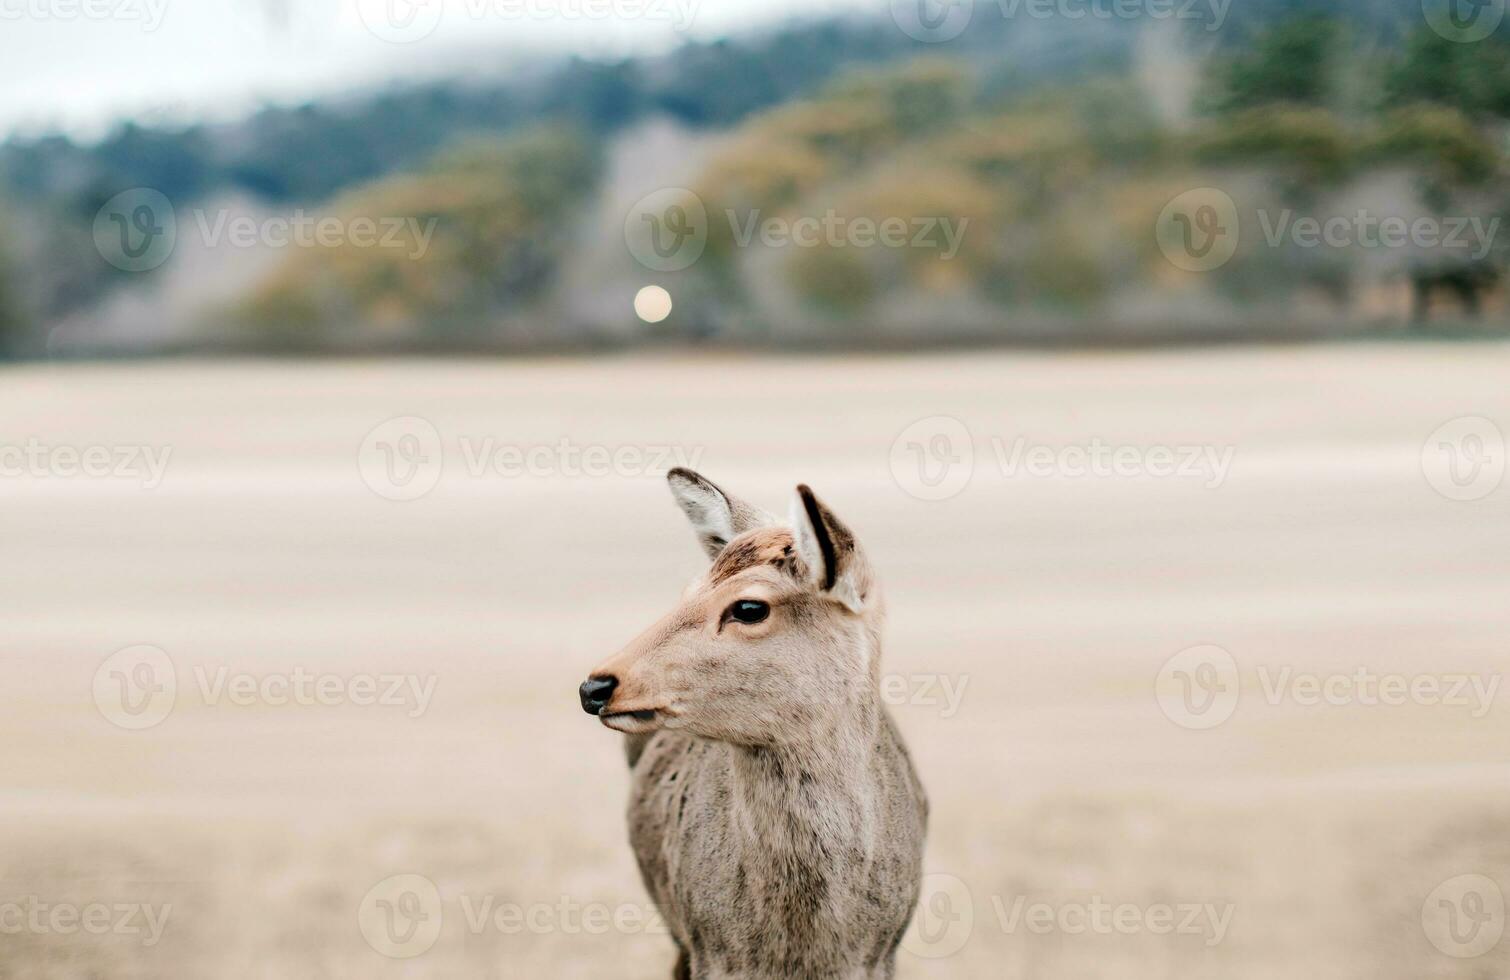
[[725, 686, 883, 864]]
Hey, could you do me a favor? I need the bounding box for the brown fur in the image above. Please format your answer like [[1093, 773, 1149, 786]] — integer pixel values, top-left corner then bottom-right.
[[707, 528, 800, 584], [586, 471, 928, 980]]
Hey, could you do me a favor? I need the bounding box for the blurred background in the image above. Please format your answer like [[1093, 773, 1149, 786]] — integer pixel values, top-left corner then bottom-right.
[[2, 1, 1509, 978], [5, 0, 1510, 352]]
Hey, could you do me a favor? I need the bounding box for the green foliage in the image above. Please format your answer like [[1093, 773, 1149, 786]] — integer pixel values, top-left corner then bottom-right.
[[234, 126, 601, 344], [1208, 16, 1344, 112], [1365, 104, 1500, 185], [1384, 28, 1510, 120], [0, 197, 42, 355], [696, 60, 972, 266], [788, 249, 877, 314], [1194, 106, 1354, 182], [0, 244, 25, 357], [825, 59, 972, 138]]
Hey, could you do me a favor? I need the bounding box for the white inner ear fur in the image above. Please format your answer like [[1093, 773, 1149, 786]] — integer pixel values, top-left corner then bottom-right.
[[670, 478, 739, 558], [788, 490, 865, 614]]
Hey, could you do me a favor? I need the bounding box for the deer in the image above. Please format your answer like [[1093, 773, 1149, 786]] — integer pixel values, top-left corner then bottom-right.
[[579, 468, 927, 980]]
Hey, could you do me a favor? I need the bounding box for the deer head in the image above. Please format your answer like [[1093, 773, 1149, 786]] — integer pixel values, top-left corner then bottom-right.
[[580, 468, 882, 747]]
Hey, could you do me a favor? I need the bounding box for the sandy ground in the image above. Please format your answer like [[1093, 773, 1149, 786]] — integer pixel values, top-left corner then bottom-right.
[[1, 344, 1508, 979]]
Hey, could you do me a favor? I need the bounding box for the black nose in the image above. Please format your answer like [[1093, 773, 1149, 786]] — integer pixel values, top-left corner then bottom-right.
[[579, 676, 618, 715]]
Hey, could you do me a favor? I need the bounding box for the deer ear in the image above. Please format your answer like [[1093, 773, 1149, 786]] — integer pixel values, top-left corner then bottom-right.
[[789, 484, 867, 613], [667, 468, 773, 560]]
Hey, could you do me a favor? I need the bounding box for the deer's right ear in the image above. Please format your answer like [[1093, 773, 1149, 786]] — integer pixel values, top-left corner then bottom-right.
[[666, 468, 772, 560]]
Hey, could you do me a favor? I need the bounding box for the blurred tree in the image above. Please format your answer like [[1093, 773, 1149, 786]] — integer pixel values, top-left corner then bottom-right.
[[1385, 27, 1510, 120], [1367, 105, 1498, 186], [234, 126, 601, 348], [1195, 107, 1354, 184], [0, 246, 25, 357], [1385, 28, 1479, 110], [696, 60, 970, 269], [1210, 16, 1343, 112]]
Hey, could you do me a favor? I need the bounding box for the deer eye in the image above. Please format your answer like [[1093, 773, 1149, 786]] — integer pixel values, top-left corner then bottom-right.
[[726, 600, 770, 625]]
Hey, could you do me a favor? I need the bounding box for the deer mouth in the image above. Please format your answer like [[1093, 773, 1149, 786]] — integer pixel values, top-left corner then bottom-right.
[[600, 708, 663, 733]]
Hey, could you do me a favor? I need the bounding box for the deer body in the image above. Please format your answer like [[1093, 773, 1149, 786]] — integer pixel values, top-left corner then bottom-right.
[[582, 470, 927, 980]]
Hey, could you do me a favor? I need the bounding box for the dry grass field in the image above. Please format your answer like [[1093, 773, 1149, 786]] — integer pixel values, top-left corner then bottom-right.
[[1, 344, 1508, 979]]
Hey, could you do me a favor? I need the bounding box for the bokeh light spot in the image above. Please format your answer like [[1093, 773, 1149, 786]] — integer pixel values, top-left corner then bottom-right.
[[634, 285, 673, 323]]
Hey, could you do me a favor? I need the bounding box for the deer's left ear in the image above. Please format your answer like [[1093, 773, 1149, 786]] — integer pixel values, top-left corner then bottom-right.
[[790, 484, 868, 613]]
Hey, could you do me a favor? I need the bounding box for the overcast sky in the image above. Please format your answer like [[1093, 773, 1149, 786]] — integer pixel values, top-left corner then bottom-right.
[[0, 0, 884, 137]]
